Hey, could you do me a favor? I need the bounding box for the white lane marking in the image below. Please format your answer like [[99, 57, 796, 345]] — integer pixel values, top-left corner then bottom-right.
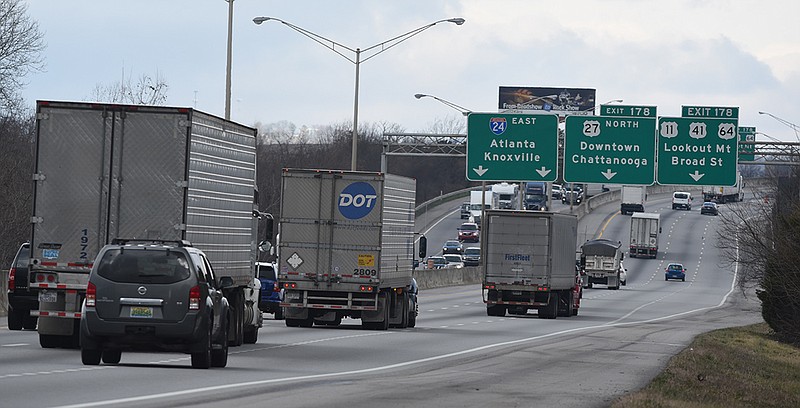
[[55, 260, 741, 408], [1, 343, 29, 347]]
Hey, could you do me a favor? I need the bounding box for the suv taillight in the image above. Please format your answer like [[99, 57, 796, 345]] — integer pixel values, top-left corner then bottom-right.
[[273, 282, 280, 293], [8, 268, 15, 291], [189, 285, 201, 310], [86, 282, 96, 307]]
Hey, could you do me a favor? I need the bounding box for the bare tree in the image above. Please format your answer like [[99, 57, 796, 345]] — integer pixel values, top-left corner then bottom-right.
[[0, 111, 35, 266], [90, 71, 169, 105], [424, 114, 466, 134], [0, 0, 45, 115], [717, 173, 800, 343]]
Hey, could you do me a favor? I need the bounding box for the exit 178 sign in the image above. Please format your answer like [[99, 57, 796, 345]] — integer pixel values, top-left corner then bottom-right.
[[466, 113, 559, 182]]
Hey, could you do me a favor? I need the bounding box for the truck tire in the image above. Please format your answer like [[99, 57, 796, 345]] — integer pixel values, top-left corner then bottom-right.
[[557, 291, 574, 317], [81, 348, 102, 365], [102, 350, 122, 365], [228, 289, 244, 347], [211, 323, 229, 368], [7, 308, 24, 330], [363, 293, 389, 330], [285, 318, 302, 327], [538, 292, 559, 319], [408, 298, 417, 328], [487, 304, 505, 317], [39, 334, 62, 349]]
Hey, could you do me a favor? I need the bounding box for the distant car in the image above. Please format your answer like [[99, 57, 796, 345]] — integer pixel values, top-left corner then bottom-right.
[[463, 247, 481, 266], [443, 254, 465, 268], [457, 222, 479, 242], [701, 201, 719, 216], [256, 262, 284, 319], [551, 184, 563, 200], [80, 240, 231, 369], [6, 242, 38, 331], [442, 240, 464, 254], [665, 262, 686, 281], [561, 187, 584, 204], [427, 256, 448, 269], [460, 202, 471, 219]]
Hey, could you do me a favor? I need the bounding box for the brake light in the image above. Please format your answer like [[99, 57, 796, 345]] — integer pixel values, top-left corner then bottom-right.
[[283, 282, 297, 289], [86, 282, 96, 307], [8, 268, 15, 291], [189, 285, 201, 310]]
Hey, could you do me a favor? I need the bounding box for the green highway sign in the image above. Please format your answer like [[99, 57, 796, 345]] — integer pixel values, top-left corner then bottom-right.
[[656, 116, 739, 186], [466, 113, 559, 182], [682, 105, 739, 119], [600, 104, 657, 118], [563, 114, 656, 185], [738, 126, 756, 162]]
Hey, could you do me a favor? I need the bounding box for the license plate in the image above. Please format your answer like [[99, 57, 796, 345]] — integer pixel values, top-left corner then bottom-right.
[[285, 291, 301, 300], [130, 306, 153, 318], [512, 291, 523, 296], [38, 291, 57, 303]]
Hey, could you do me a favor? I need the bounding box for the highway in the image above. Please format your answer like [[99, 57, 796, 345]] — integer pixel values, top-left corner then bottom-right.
[[0, 192, 763, 408]]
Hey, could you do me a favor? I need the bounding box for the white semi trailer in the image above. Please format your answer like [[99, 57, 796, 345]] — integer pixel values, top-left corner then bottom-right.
[[28, 101, 264, 348], [276, 169, 420, 329]]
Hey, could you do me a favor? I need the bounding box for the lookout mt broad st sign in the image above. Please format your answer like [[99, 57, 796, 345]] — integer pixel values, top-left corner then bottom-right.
[[466, 113, 559, 182]]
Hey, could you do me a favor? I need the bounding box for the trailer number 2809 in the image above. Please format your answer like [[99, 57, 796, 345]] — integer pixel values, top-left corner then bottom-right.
[[353, 269, 377, 277]]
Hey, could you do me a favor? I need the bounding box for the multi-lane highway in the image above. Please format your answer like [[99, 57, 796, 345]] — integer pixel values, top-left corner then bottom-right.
[[0, 192, 763, 408]]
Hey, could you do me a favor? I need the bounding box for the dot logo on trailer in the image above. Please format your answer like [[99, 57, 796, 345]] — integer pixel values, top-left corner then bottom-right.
[[338, 182, 378, 219]]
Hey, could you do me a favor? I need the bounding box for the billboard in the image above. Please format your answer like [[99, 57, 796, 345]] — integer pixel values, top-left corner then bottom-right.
[[499, 86, 596, 116]]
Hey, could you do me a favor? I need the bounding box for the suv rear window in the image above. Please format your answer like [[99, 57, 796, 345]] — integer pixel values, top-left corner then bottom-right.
[[97, 248, 191, 284], [674, 193, 689, 199]]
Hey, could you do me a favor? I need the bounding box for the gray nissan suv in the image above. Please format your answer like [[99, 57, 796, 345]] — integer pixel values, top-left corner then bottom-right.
[[80, 239, 231, 369]]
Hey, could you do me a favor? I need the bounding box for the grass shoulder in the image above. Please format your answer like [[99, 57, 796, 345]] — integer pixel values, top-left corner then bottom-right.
[[613, 323, 800, 407]]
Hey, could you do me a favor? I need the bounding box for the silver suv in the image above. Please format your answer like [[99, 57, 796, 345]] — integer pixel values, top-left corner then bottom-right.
[[80, 240, 231, 369]]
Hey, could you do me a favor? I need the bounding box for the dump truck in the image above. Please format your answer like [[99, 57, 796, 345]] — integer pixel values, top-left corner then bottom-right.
[[27, 101, 264, 348], [481, 210, 581, 319], [276, 169, 420, 329], [580, 239, 624, 289], [629, 212, 661, 258], [620, 185, 646, 215]]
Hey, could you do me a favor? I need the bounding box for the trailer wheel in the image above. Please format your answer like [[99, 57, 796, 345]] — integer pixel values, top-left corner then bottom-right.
[[557, 291, 574, 317], [228, 289, 244, 346], [538, 292, 559, 319], [102, 349, 122, 365], [81, 348, 102, 365], [407, 297, 417, 328], [487, 305, 505, 317], [285, 318, 302, 327], [39, 334, 62, 349]]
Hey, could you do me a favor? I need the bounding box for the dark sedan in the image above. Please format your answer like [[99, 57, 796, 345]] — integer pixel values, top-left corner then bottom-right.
[[700, 201, 719, 215]]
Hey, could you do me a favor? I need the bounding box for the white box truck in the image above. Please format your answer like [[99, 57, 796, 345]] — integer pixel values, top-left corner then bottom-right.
[[469, 190, 493, 226], [629, 212, 661, 258], [491, 182, 518, 209], [28, 101, 264, 348], [702, 172, 744, 203], [481, 210, 581, 319], [620, 185, 646, 215], [277, 169, 420, 330]]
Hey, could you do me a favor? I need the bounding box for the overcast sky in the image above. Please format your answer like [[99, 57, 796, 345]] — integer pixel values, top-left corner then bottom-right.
[[20, 0, 800, 141]]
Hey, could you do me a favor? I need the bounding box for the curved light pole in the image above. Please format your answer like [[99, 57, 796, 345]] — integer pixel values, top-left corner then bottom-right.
[[414, 93, 472, 116], [253, 16, 466, 170], [758, 111, 800, 142]]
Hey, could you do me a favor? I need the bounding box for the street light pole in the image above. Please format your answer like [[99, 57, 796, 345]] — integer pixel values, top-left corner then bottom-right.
[[413, 93, 472, 116], [758, 111, 800, 143], [253, 16, 465, 170], [224, 0, 234, 120]]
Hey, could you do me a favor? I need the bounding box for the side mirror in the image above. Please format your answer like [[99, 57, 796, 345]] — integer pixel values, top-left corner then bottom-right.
[[259, 240, 272, 253], [219, 276, 234, 289], [418, 235, 427, 259]]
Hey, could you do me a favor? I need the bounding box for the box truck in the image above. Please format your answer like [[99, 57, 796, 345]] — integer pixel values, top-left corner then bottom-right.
[[620, 185, 646, 215], [629, 212, 661, 258], [277, 169, 420, 329], [481, 210, 581, 319], [28, 101, 264, 348]]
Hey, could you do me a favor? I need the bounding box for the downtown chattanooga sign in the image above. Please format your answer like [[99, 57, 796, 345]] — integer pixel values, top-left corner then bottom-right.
[[466, 104, 739, 186]]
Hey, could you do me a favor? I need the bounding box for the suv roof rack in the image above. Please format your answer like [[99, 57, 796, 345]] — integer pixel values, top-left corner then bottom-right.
[[110, 238, 193, 247]]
